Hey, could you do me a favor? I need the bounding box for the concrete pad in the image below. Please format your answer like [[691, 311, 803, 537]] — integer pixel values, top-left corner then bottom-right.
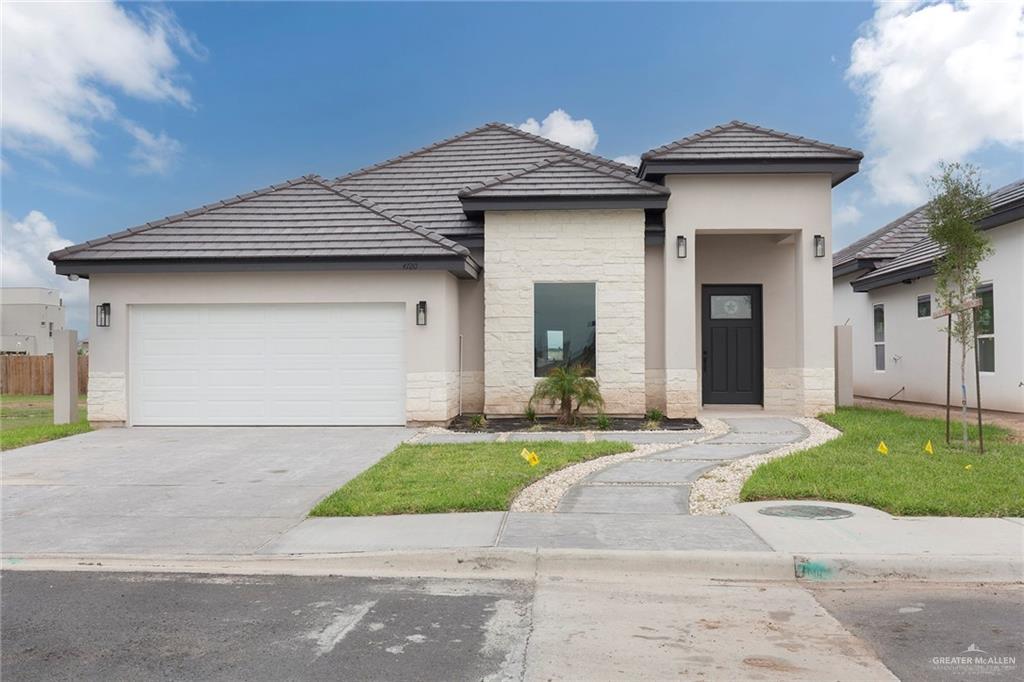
[[508, 432, 585, 442], [649, 442, 773, 461], [1, 426, 412, 555], [557, 485, 688, 514], [592, 431, 704, 444], [730, 501, 1024, 557], [710, 431, 806, 445], [524, 573, 896, 681], [499, 512, 770, 551], [722, 417, 808, 435], [588, 460, 715, 484], [260, 512, 506, 553], [415, 432, 497, 444]]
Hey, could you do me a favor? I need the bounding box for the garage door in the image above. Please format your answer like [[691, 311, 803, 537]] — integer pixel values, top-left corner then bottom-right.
[[129, 303, 405, 425]]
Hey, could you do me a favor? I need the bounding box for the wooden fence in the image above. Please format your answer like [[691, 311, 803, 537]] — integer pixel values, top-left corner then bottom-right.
[[0, 355, 89, 395]]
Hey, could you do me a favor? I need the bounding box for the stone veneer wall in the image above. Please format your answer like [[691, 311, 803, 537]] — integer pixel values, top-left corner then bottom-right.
[[87, 371, 127, 424], [763, 367, 836, 416], [459, 370, 485, 414], [483, 209, 647, 416], [406, 371, 460, 423]]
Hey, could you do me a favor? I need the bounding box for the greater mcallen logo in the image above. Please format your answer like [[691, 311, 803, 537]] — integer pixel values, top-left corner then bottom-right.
[[931, 643, 1017, 675]]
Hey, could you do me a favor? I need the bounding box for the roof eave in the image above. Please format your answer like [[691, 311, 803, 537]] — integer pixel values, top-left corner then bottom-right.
[[54, 254, 481, 280], [459, 195, 669, 214], [851, 263, 935, 293], [637, 158, 861, 187], [978, 200, 1024, 231]]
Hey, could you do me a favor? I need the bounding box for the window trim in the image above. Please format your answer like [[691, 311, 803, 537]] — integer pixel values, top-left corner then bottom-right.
[[873, 303, 885, 372], [532, 281, 598, 378], [976, 282, 995, 373], [916, 294, 931, 319]]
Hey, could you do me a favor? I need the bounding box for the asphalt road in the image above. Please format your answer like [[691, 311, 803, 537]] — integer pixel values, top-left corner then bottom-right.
[[3, 570, 1020, 681], [1, 571, 530, 681], [812, 583, 1024, 682]]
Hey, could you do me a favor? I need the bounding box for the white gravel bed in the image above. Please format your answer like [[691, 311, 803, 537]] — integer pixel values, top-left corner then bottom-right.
[[687, 417, 842, 516], [509, 417, 728, 513], [509, 442, 680, 513]]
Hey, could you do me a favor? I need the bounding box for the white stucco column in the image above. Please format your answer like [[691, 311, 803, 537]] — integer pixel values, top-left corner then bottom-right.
[[662, 186, 699, 418], [52, 329, 78, 424], [796, 228, 837, 415]]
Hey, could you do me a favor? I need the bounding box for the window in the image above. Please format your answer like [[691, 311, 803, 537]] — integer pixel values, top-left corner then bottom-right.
[[534, 283, 596, 377], [710, 295, 752, 319], [873, 304, 885, 371], [976, 284, 994, 372], [917, 294, 931, 319]]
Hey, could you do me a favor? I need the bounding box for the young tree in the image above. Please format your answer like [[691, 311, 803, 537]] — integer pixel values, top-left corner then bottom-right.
[[925, 162, 992, 447], [529, 364, 604, 425]]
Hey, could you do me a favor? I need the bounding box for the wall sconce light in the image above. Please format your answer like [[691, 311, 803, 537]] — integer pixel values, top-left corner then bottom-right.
[[416, 300, 427, 326], [96, 303, 111, 328], [814, 234, 826, 258], [676, 235, 687, 259]]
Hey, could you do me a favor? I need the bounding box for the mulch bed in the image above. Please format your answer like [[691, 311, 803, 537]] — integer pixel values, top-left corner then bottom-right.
[[447, 414, 701, 433]]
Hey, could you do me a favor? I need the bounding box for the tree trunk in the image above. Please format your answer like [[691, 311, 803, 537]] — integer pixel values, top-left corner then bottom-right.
[[960, 342, 969, 447], [561, 395, 573, 424]]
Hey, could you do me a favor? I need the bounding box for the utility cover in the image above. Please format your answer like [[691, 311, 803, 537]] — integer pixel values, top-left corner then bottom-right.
[[757, 505, 853, 520]]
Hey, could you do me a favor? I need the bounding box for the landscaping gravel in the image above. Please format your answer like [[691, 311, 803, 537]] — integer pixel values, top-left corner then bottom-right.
[[687, 417, 842, 516]]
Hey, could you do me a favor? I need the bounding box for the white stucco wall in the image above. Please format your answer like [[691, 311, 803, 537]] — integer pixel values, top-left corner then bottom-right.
[[457, 248, 485, 413], [87, 269, 463, 425], [483, 209, 647, 415], [663, 174, 835, 417], [1, 288, 66, 355], [833, 219, 1024, 413]]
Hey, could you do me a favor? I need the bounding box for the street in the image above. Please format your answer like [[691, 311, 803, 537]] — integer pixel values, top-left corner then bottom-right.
[[5, 568, 1017, 681]]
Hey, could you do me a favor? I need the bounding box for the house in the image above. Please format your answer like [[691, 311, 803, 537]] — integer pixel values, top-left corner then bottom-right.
[[1, 288, 66, 355], [50, 120, 862, 426], [833, 179, 1024, 414]]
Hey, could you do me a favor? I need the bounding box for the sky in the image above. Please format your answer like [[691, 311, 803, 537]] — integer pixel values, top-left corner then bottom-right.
[[2, 1, 1023, 332]]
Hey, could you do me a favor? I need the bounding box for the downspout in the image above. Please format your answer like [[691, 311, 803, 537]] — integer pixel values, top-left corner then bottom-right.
[[458, 334, 464, 416]]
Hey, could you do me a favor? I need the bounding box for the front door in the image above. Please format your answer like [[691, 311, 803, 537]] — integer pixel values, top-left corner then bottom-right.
[[702, 285, 763, 405]]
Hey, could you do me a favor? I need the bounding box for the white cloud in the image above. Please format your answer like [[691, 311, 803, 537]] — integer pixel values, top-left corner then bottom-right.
[[518, 109, 599, 153], [833, 202, 863, 229], [1, 1, 201, 171], [847, 1, 1024, 205], [1, 211, 88, 331], [613, 154, 641, 167], [123, 120, 183, 175]]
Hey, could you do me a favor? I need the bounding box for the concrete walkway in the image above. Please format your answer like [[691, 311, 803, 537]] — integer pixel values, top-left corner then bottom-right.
[[266, 417, 809, 554]]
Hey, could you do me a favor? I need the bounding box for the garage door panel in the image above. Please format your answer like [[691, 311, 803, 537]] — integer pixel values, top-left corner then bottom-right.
[[130, 303, 406, 425]]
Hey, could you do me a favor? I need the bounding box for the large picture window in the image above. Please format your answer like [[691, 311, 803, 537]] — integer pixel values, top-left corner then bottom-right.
[[534, 283, 596, 377], [976, 284, 994, 372]]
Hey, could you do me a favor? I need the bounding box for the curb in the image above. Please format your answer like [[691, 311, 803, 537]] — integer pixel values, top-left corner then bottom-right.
[[4, 549, 1020, 584]]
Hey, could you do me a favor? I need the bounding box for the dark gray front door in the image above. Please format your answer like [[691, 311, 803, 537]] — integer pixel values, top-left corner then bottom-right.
[[702, 285, 763, 405]]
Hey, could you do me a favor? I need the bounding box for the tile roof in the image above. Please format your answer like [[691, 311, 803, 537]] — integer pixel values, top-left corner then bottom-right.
[[334, 122, 642, 240], [49, 175, 471, 263], [850, 178, 1024, 290], [643, 120, 864, 162], [832, 205, 931, 269], [458, 156, 670, 199]]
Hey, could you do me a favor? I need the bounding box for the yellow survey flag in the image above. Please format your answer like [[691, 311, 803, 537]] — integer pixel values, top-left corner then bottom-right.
[[877, 441, 889, 455], [520, 448, 539, 466], [924, 440, 934, 455], [964, 464, 973, 470]]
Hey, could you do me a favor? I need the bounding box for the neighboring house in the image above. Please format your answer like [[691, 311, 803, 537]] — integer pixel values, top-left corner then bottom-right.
[[833, 179, 1024, 414], [50, 120, 861, 426], [1, 288, 66, 355]]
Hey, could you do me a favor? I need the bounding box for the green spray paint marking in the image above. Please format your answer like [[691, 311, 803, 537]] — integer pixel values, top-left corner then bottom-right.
[[796, 559, 832, 580]]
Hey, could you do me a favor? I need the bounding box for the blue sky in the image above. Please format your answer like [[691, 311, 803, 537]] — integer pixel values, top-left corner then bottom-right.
[[3, 1, 1022, 329]]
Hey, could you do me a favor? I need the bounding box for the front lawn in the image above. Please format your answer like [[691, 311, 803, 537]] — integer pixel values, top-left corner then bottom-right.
[[1, 394, 90, 451], [741, 407, 1023, 517], [311, 440, 632, 516]]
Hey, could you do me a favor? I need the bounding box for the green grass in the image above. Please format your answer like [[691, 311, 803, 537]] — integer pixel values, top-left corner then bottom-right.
[[311, 440, 632, 516], [1, 394, 90, 451], [741, 407, 1024, 517]]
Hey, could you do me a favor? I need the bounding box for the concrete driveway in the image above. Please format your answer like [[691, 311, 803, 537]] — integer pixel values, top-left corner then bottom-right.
[[1, 427, 411, 555]]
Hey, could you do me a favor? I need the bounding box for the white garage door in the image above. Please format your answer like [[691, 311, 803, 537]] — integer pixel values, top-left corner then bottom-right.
[[130, 303, 405, 426]]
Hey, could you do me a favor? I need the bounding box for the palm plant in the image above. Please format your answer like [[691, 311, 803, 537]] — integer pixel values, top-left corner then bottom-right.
[[529, 364, 604, 425]]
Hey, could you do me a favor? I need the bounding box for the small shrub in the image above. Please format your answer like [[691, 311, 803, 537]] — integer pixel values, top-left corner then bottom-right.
[[525, 405, 537, 423], [595, 413, 612, 431], [469, 414, 487, 430], [529, 364, 604, 425], [642, 419, 661, 431], [528, 424, 544, 432], [645, 408, 664, 423]]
